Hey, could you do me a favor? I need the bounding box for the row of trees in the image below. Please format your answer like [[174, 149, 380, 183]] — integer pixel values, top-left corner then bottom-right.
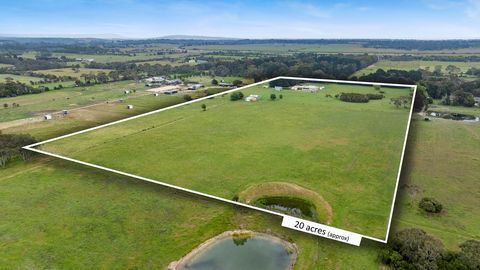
[[85, 53, 377, 82], [0, 80, 41, 98]]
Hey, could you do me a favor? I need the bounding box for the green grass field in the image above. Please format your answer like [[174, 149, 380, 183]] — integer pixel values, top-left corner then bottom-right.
[[1, 82, 478, 269], [0, 73, 43, 84], [189, 43, 480, 55], [0, 81, 150, 122], [40, 83, 412, 238], [51, 52, 178, 63], [353, 60, 480, 77], [36, 68, 112, 78], [392, 116, 480, 249], [0, 63, 13, 68]]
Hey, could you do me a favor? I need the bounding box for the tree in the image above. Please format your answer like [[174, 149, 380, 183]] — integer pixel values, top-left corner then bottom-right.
[[379, 228, 444, 270], [0, 134, 37, 167], [211, 79, 218, 85], [232, 79, 243, 86], [201, 104, 206, 111], [279, 94, 283, 99], [183, 94, 193, 101], [3, 103, 7, 109], [230, 91, 244, 101], [96, 72, 109, 83], [270, 93, 277, 101]]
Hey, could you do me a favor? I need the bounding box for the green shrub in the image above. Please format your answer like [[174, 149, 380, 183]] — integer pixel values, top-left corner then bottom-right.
[[230, 91, 244, 101], [339, 92, 370, 103], [419, 197, 443, 213], [379, 228, 444, 270], [366, 93, 384, 100]]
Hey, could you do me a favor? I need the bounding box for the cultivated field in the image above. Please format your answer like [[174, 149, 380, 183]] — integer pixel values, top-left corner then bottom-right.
[[40, 82, 413, 238]]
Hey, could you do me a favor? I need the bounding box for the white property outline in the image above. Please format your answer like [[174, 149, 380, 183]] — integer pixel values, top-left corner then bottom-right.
[[24, 76, 417, 245]]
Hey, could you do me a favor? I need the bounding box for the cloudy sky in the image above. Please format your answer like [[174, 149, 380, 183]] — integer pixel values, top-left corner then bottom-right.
[[0, 0, 479, 39]]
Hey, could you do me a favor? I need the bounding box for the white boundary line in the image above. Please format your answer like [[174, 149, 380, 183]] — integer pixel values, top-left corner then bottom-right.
[[23, 76, 416, 245]]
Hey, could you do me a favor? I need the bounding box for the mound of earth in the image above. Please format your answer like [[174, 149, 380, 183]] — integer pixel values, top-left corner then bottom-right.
[[238, 182, 333, 224]]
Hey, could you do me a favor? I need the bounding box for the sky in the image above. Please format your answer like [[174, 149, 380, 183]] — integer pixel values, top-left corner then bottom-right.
[[0, 0, 479, 39]]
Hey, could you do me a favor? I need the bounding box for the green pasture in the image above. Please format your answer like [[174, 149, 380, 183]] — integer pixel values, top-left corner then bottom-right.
[[353, 60, 480, 77], [392, 116, 480, 249], [188, 43, 480, 55], [0, 73, 43, 84], [51, 52, 163, 63], [36, 68, 112, 78], [1, 81, 478, 269], [42, 83, 412, 238], [0, 81, 148, 122]]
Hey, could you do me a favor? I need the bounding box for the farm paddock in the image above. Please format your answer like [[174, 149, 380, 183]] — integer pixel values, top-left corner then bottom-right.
[[38, 81, 413, 239]]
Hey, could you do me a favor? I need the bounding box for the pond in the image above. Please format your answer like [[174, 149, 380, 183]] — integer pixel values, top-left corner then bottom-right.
[[175, 233, 296, 270], [254, 196, 318, 221], [428, 111, 479, 122]]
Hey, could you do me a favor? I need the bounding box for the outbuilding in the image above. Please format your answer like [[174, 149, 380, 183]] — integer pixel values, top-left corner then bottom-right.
[[44, 114, 52, 120], [245, 94, 260, 102], [127, 105, 134, 109]]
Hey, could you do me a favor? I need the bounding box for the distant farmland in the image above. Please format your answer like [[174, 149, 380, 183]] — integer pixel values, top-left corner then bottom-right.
[[353, 60, 480, 77]]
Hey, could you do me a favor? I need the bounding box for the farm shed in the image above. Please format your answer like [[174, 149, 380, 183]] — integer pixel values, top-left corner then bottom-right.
[[127, 105, 134, 109], [44, 114, 52, 120], [291, 85, 323, 92], [187, 83, 203, 90], [164, 89, 178, 95]]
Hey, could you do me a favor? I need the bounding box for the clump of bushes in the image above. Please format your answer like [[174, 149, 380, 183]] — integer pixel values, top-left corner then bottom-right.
[[230, 91, 244, 101], [337, 92, 385, 103], [366, 93, 384, 100], [339, 92, 370, 103], [419, 197, 443, 213], [378, 228, 444, 270], [379, 228, 480, 270]]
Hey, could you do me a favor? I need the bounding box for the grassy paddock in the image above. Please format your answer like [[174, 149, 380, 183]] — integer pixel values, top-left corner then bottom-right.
[[393, 116, 480, 248], [41, 83, 412, 238], [1, 81, 478, 268], [36, 68, 112, 78], [353, 60, 480, 77], [0, 80, 149, 122]]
